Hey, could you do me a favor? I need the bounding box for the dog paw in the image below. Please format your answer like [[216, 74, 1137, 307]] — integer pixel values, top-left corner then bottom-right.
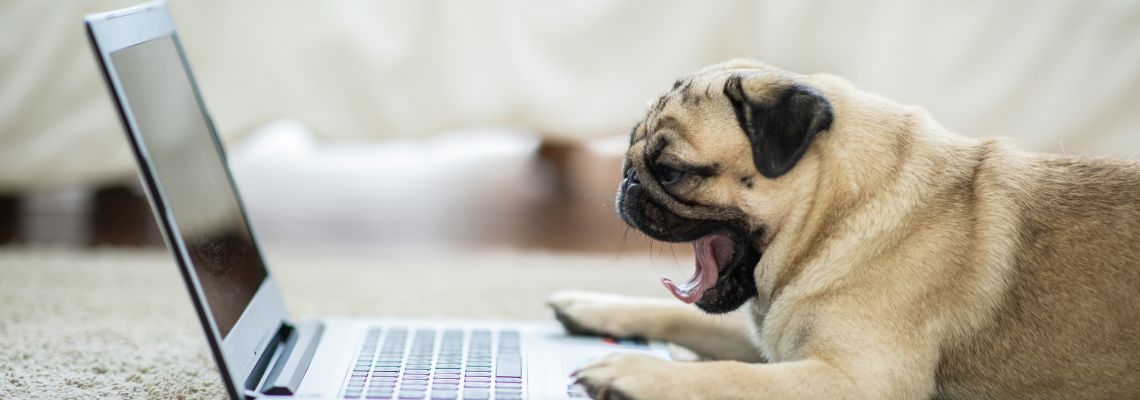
[[573, 353, 679, 400], [548, 291, 653, 339]]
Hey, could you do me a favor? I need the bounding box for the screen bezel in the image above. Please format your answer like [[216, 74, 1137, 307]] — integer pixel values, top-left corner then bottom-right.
[[85, 3, 289, 398]]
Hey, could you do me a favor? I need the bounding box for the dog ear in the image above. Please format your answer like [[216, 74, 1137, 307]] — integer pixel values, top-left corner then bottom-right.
[[723, 76, 833, 178]]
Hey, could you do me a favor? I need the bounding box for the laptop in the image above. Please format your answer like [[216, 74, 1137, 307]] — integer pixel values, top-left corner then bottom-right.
[[84, 2, 670, 399]]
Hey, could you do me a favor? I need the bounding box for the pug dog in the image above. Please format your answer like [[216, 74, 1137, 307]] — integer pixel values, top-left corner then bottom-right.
[[548, 59, 1140, 399]]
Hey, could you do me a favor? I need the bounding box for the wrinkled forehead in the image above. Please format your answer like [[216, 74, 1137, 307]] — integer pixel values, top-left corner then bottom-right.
[[628, 79, 721, 151], [629, 65, 798, 147], [628, 67, 794, 156]]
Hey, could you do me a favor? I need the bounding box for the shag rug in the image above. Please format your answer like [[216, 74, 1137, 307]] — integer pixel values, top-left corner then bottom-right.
[[0, 246, 676, 399]]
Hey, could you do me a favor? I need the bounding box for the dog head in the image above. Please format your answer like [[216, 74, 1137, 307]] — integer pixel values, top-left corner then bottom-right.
[[616, 60, 834, 313]]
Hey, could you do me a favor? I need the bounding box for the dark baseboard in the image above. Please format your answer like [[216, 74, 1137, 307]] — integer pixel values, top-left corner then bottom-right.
[[90, 185, 163, 247], [2, 185, 162, 248], [0, 195, 17, 245]]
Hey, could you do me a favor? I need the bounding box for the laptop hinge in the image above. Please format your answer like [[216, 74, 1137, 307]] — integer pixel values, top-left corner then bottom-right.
[[245, 320, 325, 397], [243, 322, 291, 396]]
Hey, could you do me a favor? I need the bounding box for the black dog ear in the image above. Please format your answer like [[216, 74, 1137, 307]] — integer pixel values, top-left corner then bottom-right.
[[723, 76, 833, 178]]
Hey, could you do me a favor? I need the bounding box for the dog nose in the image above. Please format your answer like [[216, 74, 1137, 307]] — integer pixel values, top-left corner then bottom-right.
[[624, 165, 640, 184]]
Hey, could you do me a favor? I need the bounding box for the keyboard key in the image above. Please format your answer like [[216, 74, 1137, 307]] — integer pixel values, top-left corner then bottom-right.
[[347, 327, 525, 400], [493, 394, 521, 400], [495, 358, 522, 378], [462, 388, 490, 399]]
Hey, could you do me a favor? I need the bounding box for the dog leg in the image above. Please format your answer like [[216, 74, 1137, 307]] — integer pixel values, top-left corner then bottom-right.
[[574, 353, 921, 400], [572, 312, 943, 400], [548, 291, 763, 362]]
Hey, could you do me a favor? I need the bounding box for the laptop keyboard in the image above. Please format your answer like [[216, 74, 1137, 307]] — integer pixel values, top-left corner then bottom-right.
[[342, 327, 524, 399]]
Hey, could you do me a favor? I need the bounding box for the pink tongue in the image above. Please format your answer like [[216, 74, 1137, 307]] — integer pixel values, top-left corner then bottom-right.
[[662, 234, 734, 304]]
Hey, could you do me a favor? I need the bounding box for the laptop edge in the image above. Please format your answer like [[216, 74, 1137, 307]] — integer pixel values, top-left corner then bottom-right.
[[85, 3, 672, 399], [85, 3, 296, 398]]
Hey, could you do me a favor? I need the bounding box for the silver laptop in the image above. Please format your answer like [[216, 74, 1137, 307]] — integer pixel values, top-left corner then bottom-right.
[[85, 2, 669, 399]]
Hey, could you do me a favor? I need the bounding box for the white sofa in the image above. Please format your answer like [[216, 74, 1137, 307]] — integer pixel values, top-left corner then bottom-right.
[[1, 0, 1138, 191]]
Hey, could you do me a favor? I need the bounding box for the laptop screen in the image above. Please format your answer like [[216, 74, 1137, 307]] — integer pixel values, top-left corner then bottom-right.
[[111, 35, 267, 338]]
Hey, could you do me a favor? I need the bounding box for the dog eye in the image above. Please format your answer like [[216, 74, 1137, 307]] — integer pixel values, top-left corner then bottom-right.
[[656, 165, 686, 185]]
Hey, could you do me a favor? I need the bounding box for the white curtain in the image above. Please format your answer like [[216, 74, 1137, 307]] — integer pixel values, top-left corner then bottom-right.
[[2, 0, 1138, 190]]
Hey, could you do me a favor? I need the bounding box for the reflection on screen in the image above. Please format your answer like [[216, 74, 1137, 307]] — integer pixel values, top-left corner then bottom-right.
[[111, 36, 267, 338]]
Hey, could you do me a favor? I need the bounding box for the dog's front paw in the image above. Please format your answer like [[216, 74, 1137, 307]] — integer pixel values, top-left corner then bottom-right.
[[548, 291, 655, 339], [573, 353, 679, 400]]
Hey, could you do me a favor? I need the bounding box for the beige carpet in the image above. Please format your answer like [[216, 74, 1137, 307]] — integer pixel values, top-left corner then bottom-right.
[[0, 246, 677, 399]]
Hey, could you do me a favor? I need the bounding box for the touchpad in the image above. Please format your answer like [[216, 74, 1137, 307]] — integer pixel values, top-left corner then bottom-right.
[[551, 335, 658, 375]]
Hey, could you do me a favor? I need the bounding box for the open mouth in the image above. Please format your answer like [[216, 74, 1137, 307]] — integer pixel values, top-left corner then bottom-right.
[[662, 233, 736, 304], [618, 178, 761, 313]]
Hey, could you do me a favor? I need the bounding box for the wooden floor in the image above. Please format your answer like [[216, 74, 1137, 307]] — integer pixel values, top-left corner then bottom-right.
[[0, 142, 690, 256]]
